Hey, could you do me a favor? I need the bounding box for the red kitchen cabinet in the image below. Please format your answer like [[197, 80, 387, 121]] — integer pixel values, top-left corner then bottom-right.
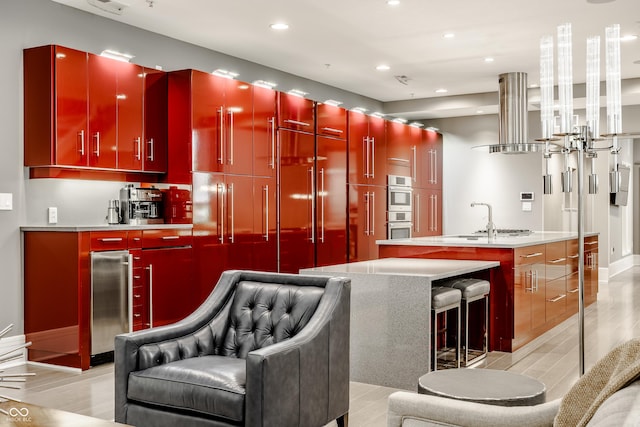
[[315, 135, 348, 267], [87, 54, 118, 169], [417, 128, 443, 189], [253, 85, 277, 178], [114, 60, 144, 171], [24, 45, 89, 167], [412, 188, 442, 237], [222, 78, 253, 175], [142, 68, 168, 172], [279, 128, 316, 273], [348, 184, 386, 262], [348, 111, 386, 186], [253, 176, 277, 272], [513, 245, 546, 340], [316, 102, 347, 138], [386, 120, 415, 179], [278, 92, 315, 131]]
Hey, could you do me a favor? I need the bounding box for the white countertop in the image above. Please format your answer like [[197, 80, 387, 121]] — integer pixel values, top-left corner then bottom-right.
[[301, 257, 499, 281], [376, 231, 599, 249], [21, 224, 193, 232]]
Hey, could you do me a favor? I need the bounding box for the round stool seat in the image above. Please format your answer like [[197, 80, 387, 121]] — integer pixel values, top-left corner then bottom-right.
[[418, 369, 546, 407], [441, 278, 490, 300], [431, 287, 462, 309]]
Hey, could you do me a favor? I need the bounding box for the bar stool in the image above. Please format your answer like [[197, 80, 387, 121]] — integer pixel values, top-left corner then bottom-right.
[[431, 286, 462, 370], [440, 278, 490, 366]]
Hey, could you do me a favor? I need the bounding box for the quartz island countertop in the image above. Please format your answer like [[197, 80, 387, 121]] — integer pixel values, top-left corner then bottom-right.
[[21, 224, 193, 232], [376, 230, 599, 249]]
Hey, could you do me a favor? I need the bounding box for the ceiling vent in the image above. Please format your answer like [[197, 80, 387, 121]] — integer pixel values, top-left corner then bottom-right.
[[86, 0, 130, 15]]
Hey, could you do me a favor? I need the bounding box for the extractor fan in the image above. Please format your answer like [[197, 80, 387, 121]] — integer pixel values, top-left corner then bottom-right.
[[86, 0, 130, 15]]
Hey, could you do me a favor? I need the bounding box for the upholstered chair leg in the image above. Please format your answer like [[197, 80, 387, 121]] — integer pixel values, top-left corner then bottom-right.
[[336, 412, 349, 427]]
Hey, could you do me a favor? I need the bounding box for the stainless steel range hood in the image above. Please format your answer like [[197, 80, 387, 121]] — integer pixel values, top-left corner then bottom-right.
[[487, 72, 545, 154]]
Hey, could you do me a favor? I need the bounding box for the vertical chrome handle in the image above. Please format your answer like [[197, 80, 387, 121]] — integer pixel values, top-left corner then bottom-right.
[[411, 145, 417, 182], [364, 192, 370, 236], [364, 137, 370, 178], [309, 167, 315, 243], [135, 137, 141, 161], [127, 253, 133, 333], [320, 168, 325, 243], [78, 130, 85, 155], [147, 138, 155, 162], [219, 183, 225, 243], [228, 110, 234, 165], [370, 136, 375, 179], [263, 185, 269, 241], [229, 183, 234, 243], [432, 149, 438, 184], [94, 132, 100, 156], [269, 117, 276, 169], [371, 191, 375, 235], [147, 264, 153, 328], [415, 194, 420, 233], [218, 107, 224, 164]]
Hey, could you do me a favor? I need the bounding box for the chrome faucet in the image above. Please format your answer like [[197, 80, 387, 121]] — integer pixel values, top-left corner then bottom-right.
[[471, 202, 496, 240]]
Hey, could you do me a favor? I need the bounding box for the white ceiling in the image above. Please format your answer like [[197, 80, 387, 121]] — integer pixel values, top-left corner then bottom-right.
[[52, 0, 640, 119]]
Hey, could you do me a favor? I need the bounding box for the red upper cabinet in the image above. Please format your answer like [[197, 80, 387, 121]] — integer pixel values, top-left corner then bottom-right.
[[114, 61, 144, 171], [278, 92, 315, 132], [24, 45, 89, 167], [87, 54, 118, 169], [142, 68, 168, 172], [253, 85, 277, 177], [316, 103, 347, 139], [416, 128, 443, 189], [223, 79, 253, 175], [348, 112, 386, 186], [386, 120, 414, 179]]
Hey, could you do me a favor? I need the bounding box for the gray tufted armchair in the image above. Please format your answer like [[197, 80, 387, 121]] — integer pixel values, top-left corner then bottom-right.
[[114, 270, 351, 427]]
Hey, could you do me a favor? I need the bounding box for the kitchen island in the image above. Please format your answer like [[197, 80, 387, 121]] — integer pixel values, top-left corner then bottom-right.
[[301, 257, 499, 390], [377, 231, 599, 352]]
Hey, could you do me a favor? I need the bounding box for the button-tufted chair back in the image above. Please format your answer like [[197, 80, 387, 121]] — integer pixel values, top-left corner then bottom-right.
[[222, 280, 324, 358]]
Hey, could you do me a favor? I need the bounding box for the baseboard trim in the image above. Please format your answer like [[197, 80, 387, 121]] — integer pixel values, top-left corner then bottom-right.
[[26, 360, 82, 373], [0, 334, 27, 369], [609, 255, 636, 279]]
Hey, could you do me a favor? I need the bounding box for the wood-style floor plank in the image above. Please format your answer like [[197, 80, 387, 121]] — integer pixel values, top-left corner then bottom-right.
[[1, 267, 639, 426]]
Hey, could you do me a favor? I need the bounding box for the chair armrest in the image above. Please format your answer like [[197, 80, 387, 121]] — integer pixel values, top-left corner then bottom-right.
[[387, 391, 560, 427], [245, 276, 350, 427]]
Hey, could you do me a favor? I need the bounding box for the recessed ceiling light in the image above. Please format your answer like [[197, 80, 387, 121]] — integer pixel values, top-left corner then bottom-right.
[[387, 0, 400, 6], [376, 64, 390, 71], [288, 89, 308, 98], [323, 99, 343, 106], [443, 33, 455, 39], [435, 88, 448, 93], [476, 110, 484, 114], [253, 80, 278, 89], [351, 107, 368, 114], [100, 49, 134, 62], [270, 23, 289, 30], [212, 69, 239, 79], [392, 118, 408, 124], [621, 34, 638, 42], [484, 57, 494, 63]]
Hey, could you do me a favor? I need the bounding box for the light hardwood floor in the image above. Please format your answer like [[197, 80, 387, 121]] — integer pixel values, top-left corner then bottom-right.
[[2, 266, 639, 426]]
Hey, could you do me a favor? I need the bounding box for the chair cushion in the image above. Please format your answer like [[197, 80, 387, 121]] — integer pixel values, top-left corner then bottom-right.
[[441, 278, 490, 300], [431, 287, 462, 309], [586, 380, 640, 426], [127, 355, 246, 423], [222, 280, 324, 358]]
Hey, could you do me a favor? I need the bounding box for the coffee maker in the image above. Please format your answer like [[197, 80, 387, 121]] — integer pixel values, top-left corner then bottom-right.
[[119, 185, 164, 225]]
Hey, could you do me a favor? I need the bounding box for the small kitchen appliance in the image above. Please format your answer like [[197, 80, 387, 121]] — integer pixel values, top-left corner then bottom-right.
[[387, 175, 413, 239], [119, 184, 164, 225], [163, 186, 193, 224], [106, 199, 120, 224]]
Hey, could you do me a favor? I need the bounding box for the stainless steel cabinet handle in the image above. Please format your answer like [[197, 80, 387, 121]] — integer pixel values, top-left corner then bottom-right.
[[364, 192, 370, 236], [218, 183, 225, 243], [134, 313, 141, 318], [99, 237, 123, 242], [370, 136, 376, 179], [433, 193, 438, 232], [309, 167, 315, 243], [269, 117, 275, 169], [320, 168, 325, 243], [263, 185, 269, 241], [569, 288, 580, 294], [79, 130, 85, 155], [228, 110, 234, 165], [218, 107, 224, 164], [147, 138, 155, 162], [415, 193, 420, 233], [568, 254, 580, 259], [521, 252, 544, 258], [94, 132, 100, 156], [284, 119, 311, 127], [585, 241, 598, 246], [411, 145, 417, 182], [363, 137, 370, 178], [524, 271, 535, 292], [388, 157, 410, 163], [548, 294, 567, 303], [229, 183, 235, 243], [321, 127, 343, 134], [147, 264, 153, 328], [161, 235, 180, 240], [549, 257, 566, 263], [371, 191, 375, 235], [135, 137, 141, 161]]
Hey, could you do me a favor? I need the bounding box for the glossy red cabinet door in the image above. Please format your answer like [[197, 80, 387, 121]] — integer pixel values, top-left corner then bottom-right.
[[386, 120, 414, 178], [24, 45, 88, 167], [253, 176, 277, 272], [115, 61, 144, 171], [348, 112, 387, 186], [144, 246, 195, 328], [316, 103, 347, 138], [279, 129, 315, 273], [192, 70, 225, 173], [417, 128, 443, 189], [87, 54, 117, 169], [277, 92, 314, 131], [316, 135, 347, 267], [348, 184, 386, 262], [253, 85, 277, 177], [223, 79, 253, 175], [143, 68, 168, 172]]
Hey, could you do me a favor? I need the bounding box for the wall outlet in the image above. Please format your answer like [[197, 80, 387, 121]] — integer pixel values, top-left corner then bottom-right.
[[0, 193, 12, 210], [48, 207, 58, 224]]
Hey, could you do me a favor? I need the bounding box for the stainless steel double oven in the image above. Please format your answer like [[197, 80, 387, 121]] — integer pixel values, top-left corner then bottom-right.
[[387, 175, 412, 239]]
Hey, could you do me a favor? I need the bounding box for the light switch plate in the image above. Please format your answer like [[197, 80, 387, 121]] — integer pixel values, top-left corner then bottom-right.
[[0, 193, 13, 210], [522, 201, 532, 212], [48, 207, 58, 224]]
